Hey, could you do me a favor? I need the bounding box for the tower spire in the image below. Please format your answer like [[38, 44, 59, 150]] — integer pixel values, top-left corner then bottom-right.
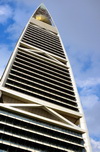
[[33, 3, 52, 25]]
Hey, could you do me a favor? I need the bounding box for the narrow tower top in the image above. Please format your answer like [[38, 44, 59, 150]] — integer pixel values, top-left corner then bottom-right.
[[33, 4, 52, 25]]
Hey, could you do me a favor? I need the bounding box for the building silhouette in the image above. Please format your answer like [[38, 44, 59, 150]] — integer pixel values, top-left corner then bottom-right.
[[0, 4, 92, 152]]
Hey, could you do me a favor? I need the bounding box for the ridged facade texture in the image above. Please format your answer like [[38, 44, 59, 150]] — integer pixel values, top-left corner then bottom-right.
[[0, 4, 91, 152]]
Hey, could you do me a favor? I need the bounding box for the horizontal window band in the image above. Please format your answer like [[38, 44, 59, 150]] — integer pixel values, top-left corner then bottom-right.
[[28, 24, 60, 41], [18, 50, 68, 73], [5, 82, 78, 111], [22, 38, 65, 58], [17, 52, 69, 76], [0, 142, 30, 152], [23, 34, 64, 55], [9, 72, 75, 99], [22, 36, 64, 55], [0, 133, 67, 151], [25, 27, 60, 45], [11, 65, 74, 90], [13, 60, 73, 85], [24, 30, 62, 47], [0, 123, 83, 146], [10, 69, 75, 95], [24, 30, 62, 48], [0, 133, 83, 151], [0, 111, 83, 139], [6, 78, 77, 108], [8, 74, 77, 104], [15, 55, 71, 80]]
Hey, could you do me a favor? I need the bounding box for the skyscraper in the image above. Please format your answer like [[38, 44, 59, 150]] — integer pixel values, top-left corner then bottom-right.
[[0, 4, 92, 152]]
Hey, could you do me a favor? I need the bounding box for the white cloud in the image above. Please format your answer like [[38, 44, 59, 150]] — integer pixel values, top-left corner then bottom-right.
[[91, 138, 100, 152], [81, 94, 99, 109], [76, 75, 100, 139], [5, 5, 34, 40], [0, 0, 36, 6], [81, 92, 100, 138], [12, 0, 37, 7], [0, 4, 13, 23], [6, 22, 23, 40], [1, 0, 44, 40], [77, 78, 100, 88]]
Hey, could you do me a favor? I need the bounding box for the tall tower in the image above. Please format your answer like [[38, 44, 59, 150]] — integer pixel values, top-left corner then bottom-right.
[[0, 4, 92, 152]]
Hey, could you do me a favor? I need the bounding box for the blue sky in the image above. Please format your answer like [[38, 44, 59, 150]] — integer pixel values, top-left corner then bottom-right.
[[0, 0, 100, 151]]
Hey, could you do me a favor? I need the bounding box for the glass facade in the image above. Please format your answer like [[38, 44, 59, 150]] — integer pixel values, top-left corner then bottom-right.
[[0, 108, 85, 152]]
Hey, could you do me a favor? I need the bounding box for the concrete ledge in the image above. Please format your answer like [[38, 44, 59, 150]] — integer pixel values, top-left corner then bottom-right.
[[30, 18, 58, 34]]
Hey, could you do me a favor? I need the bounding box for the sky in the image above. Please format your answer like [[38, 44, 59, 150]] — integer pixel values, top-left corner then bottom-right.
[[0, 0, 100, 151]]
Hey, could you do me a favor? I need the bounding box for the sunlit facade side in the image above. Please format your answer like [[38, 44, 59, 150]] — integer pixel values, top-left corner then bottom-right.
[[0, 4, 92, 152]]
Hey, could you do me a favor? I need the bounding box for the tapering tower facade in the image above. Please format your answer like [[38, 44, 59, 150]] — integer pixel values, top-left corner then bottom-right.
[[0, 4, 92, 152]]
